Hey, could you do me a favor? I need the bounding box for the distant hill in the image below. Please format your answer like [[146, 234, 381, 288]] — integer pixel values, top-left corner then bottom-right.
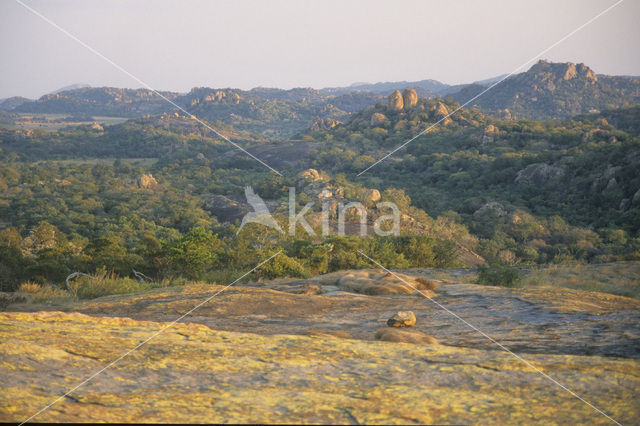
[[450, 60, 640, 120], [14, 87, 180, 117], [7, 60, 640, 137], [11, 86, 369, 139], [0, 96, 32, 111], [322, 79, 456, 98]]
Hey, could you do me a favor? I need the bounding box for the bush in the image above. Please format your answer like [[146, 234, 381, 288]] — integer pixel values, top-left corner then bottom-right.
[[255, 252, 309, 280], [476, 265, 522, 288]]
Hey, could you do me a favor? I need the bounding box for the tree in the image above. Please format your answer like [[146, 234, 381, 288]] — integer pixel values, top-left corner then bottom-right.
[[167, 227, 222, 279]]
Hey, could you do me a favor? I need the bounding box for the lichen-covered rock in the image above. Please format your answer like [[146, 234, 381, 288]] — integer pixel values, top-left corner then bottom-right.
[[2, 310, 638, 424], [387, 90, 404, 111], [387, 311, 417, 327], [402, 88, 418, 108]]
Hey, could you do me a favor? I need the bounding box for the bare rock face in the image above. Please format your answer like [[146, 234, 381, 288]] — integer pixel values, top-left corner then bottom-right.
[[632, 188, 640, 206], [434, 102, 452, 125], [577, 63, 598, 83], [296, 169, 322, 186], [515, 163, 564, 186], [375, 328, 438, 344], [387, 90, 404, 111], [370, 112, 387, 126], [138, 174, 158, 189], [387, 311, 417, 327], [563, 63, 578, 80], [402, 88, 418, 108]]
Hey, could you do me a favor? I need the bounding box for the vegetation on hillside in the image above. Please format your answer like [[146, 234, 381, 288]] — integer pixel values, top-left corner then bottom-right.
[[1, 64, 639, 298]]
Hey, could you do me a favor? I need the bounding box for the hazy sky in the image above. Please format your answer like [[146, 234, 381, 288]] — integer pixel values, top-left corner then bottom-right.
[[1, 0, 639, 99]]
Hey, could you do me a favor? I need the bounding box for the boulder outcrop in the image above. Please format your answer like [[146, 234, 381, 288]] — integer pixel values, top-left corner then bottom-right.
[[387, 90, 404, 111], [402, 88, 418, 108], [138, 174, 158, 189]]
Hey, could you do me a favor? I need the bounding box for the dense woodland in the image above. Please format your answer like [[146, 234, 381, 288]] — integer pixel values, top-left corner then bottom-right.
[[1, 61, 639, 294]]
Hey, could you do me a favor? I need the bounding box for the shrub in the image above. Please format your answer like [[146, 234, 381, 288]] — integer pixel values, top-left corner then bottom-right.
[[255, 252, 309, 280], [476, 265, 522, 288]]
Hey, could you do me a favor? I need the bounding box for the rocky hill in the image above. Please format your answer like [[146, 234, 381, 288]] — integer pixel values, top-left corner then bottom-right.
[[7, 61, 640, 137], [10, 86, 378, 139], [451, 60, 640, 120]]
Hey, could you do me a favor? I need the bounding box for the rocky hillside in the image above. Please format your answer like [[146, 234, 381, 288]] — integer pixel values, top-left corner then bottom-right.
[[451, 60, 640, 120]]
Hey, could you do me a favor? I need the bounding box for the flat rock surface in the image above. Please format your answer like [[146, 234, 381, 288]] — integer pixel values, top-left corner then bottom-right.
[[2, 270, 640, 423], [1, 311, 638, 424], [10, 273, 638, 358]]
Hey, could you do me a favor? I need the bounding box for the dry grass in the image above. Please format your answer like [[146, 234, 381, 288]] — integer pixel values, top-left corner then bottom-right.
[[521, 262, 640, 299], [10, 271, 172, 305], [72, 270, 157, 299], [16, 282, 71, 304]]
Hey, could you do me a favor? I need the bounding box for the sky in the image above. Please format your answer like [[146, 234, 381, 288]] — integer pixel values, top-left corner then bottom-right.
[[1, 0, 639, 99]]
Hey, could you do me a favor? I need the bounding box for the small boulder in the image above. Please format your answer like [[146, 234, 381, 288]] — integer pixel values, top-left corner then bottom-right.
[[370, 112, 387, 126], [393, 119, 408, 130], [387, 311, 417, 328]]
